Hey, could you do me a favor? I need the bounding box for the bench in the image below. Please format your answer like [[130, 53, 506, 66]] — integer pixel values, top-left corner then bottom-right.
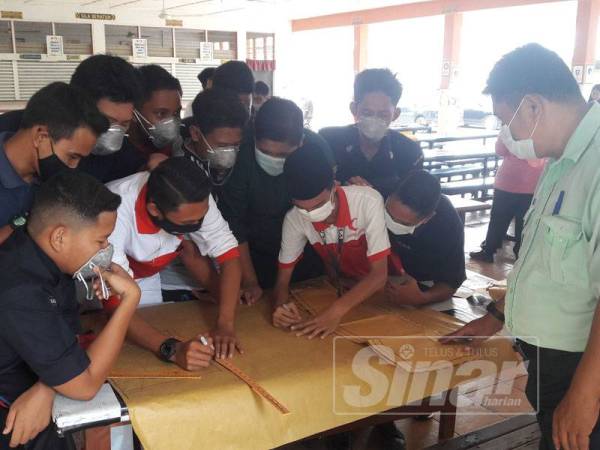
[[442, 178, 495, 199], [430, 164, 484, 182], [449, 195, 492, 223]]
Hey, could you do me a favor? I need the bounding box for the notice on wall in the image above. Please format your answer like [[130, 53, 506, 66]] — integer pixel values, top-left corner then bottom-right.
[[573, 65, 584, 84], [585, 65, 595, 84], [132, 39, 148, 58], [200, 42, 214, 62], [75, 12, 115, 20], [46, 35, 64, 57], [1, 11, 22, 19], [441, 61, 451, 77]]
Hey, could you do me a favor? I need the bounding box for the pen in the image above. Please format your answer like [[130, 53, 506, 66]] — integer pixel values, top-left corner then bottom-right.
[[200, 336, 209, 346], [552, 190, 565, 215]]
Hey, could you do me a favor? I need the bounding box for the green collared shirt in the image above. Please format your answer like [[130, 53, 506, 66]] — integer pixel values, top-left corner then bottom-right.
[[506, 103, 600, 352]]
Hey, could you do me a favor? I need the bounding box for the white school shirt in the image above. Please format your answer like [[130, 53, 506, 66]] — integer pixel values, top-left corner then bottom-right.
[[106, 172, 239, 304], [278, 185, 390, 279]]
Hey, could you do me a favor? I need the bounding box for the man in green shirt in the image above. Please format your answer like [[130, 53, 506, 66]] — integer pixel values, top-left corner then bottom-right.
[[443, 44, 600, 450]]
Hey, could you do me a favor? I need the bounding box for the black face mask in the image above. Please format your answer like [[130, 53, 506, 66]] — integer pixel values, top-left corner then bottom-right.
[[149, 212, 203, 236], [183, 145, 233, 187], [37, 141, 71, 182]]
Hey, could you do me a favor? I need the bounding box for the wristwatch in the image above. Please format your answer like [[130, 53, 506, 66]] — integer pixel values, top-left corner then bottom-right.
[[159, 337, 181, 362], [486, 301, 505, 323], [9, 215, 27, 230]]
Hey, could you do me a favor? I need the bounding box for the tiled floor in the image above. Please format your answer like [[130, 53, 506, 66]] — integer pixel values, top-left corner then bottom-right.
[[281, 211, 536, 450]]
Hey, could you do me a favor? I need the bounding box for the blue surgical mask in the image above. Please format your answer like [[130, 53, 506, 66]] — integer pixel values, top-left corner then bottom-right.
[[255, 147, 285, 176]]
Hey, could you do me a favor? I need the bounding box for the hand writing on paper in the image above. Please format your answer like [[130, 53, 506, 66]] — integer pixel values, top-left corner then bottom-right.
[[385, 276, 425, 306], [3, 382, 55, 448], [272, 302, 303, 329], [346, 176, 372, 187], [291, 304, 343, 339], [173, 335, 215, 371], [553, 383, 600, 450], [211, 324, 243, 359], [241, 283, 263, 306]]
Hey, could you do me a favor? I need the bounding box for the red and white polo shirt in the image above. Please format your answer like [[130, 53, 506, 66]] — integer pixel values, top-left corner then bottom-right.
[[107, 172, 239, 304], [278, 185, 390, 280]]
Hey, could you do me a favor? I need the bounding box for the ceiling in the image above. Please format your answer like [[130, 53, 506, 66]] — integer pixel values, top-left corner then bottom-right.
[[3, 0, 432, 19]]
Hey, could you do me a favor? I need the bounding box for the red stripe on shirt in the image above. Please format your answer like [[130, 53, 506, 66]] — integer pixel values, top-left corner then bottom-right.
[[215, 247, 240, 264]]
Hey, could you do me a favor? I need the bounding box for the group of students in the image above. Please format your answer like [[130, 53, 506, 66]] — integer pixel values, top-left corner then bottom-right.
[[3, 41, 600, 450], [0, 54, 465, 449]]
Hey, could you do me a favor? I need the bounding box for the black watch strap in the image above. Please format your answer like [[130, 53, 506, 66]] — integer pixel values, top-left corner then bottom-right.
[[159, 337, 181, 362], [486, 301, 505, 323]]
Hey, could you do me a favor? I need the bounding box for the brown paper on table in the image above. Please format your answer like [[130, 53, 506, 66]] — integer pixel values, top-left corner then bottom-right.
[[97, 278, 520, 450]]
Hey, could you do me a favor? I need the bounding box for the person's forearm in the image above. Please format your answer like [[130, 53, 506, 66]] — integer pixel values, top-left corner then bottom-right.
[[83, 295, 139, 393], [568, 300, 600, 396], [239, 242, 259, 286], [420, 283, 457, 305], [333, 262, 387, 316], [125, 313, 170, 355], [0, 225, 13, 246], [216, 258, 242, 327], [180, 241, 220, 296], [273, 267, 294, 306]]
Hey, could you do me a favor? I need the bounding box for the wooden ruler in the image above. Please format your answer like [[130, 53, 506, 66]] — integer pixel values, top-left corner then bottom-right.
[[216, 358, 290, 415]]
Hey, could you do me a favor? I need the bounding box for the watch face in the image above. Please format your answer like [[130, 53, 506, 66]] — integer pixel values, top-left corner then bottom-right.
[[12, 216, 26, 227], [160, 339, 178, 361]]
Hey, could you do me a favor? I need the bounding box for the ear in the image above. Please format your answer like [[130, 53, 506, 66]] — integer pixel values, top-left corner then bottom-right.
[[189, 124, 202, 142], [146, 201, 162, 218], [31, 125, 50, 149], [392, 107, 401, 121], [49, 225, 66, 253], [524, 94, 544, 122], [349, 101, 358, 119]]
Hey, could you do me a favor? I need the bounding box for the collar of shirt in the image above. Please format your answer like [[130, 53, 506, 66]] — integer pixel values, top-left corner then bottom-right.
[[134, 183, 161, 234], [12, 229, 63, 285], [560, 102, 600, 164], [313, 186, 355, 233], [349, 125, 392, 160], [0, 132, 26, 189]]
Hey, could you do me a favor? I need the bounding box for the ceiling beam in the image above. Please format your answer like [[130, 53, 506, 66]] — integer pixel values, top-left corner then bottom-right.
[[292, 0, 571, 31]]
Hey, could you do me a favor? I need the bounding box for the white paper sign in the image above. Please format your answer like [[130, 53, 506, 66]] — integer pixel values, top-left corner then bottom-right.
[[46, 35, 63, 57], [585, 64, 595, 83], [442, 61, 451, 77], [132, 38, 147, 58], [200, 41, 214, 61], [573, 65, 584, 83]]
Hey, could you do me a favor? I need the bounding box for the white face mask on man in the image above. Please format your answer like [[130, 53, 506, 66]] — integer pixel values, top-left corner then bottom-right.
[[296, 190, 335, 223], [384, 210, 417, 235], [357, 116, 389, 142], [499, 97, 540, 160]]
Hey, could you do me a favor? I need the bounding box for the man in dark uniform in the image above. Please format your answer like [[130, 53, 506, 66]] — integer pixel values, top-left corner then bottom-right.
[[218, 97, 333, 304], [0, 171, 140, 449], [320, 68, 423, 197], [385, 170, 466, 305]]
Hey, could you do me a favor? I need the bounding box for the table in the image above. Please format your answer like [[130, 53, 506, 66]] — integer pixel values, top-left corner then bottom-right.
[[449, 196, 492, 223], [418, 133, 498, 150], [54, 274, 511, 450]]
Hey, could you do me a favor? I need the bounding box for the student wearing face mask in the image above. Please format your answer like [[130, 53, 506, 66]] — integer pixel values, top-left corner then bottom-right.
[[319, 69, 423, 197], [0, 171, 140, 450], [161, 88, 249, 299], [469, 139, 545, 263], [0, 82, 108, 244], [441, 44, 600, 450], [272, 144, 389, 338], [107, 158, 242, 362], [128, 65, 183, 161], [218, 97, 333, 305], [0, 55, 144, 184], [385, 170, 466, 305], [252, 81, 270, 117]]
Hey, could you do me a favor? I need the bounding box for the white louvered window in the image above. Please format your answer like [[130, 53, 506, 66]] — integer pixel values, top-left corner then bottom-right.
[[0, 21, 13, 53], [105, 25, 138, 56], [55, 23, 92, 55], [15, 21, 51, 54], [175, 63, 214, 100], [174, 28, 204, 58], [0, 61, 15, 100], [141, 26, 173, 57], [17, 61, 78, 99]]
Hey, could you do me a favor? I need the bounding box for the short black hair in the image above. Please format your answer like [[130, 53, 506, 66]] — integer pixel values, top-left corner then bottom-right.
[[354, 68, 403, 106], [484, 43, 583, 106], [136, 64, 183, 107], [29, 171, 121, 235], [588, 84, 600, 102], [212, 61, 254, 95], [255, 97, 303, 146], [284, 142, 334, 200], [198, 67, 215, 88], [254, 81, 270, 96], [191, 87, 249, 136], [70, 54, 142, 104], [147, 157, 212, 214], [391, 170, 441, 218], [21, 82, 109, 140]]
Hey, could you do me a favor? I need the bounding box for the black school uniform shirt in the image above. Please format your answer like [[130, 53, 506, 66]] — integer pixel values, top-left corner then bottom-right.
[[0, 109, 145, 183], [319, 124, 424, 197], [389, 195, 466, 289], [0, 230, 89, 405]]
